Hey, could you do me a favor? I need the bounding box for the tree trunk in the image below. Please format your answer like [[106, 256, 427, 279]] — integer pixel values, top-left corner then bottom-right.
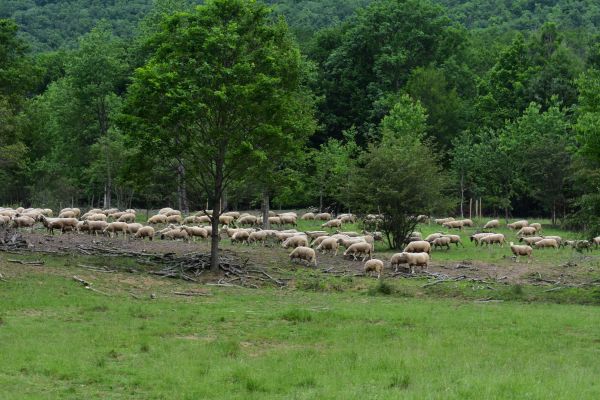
[[552, 200, 556, 226], [459, 173, 464, 218], [210, 156, 224, 273], [479, 198, 483, 219], [475, 199, 478, 220], [469, 198, 472, 219], [177, 161, 189, 213], [262, 190, 270, 230]]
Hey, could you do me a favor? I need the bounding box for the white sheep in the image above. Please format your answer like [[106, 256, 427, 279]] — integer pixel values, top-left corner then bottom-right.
[[434, 217, 454, 225], [432, 236, 451, 250], [248, 230, 269, 245], [301, 212, 316, 220], [343, 242, 372, 261], [127, 223, 143, 235], [82, 220, 108, 236], [117, 213, 136, 223], [480, 234, 505, 247], [364, 259, 384, 279], [507, 220, 529, 230], [282, 235, 309, 249], [519, 236, 543, 246], [442, 220, 464, 230], [483, 219, 499, 229], [403, 240, 431, 254], [509, 242, 533, 263], [134, 226, 155, 240], [104, 222, 128, 238], [289, 246, 317, 267], [315, 237, 340, 255], [148, 214, 167, 224], [315, 212, 332, 221], [516, 227, 537, 237], [322, 219, 342, 229], [231, 230, 250, 245], [534, 238, 559, 249], [390, 252, 429, 274]]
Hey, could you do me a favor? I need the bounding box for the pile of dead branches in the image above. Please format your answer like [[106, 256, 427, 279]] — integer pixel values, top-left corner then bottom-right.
[[0, 229, 29, 252]]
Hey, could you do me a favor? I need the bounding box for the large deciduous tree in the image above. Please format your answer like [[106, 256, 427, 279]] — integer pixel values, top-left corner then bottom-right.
[[123, 0, 315, 271]]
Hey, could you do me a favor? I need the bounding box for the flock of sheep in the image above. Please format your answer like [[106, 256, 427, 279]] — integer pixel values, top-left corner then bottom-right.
[[2, 206, 600, 278]]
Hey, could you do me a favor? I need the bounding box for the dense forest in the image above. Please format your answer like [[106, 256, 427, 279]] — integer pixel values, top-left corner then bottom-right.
[[1, 0, 600, 235]]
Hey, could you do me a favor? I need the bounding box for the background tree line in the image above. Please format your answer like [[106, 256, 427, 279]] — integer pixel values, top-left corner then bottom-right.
[[1, 0, 600, 236]]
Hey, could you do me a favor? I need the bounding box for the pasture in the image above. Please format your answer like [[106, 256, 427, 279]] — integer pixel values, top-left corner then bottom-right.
[[2, 211, 600, 399]]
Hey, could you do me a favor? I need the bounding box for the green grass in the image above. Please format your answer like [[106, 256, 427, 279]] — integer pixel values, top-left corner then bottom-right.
[[1, 257, 600, 399]]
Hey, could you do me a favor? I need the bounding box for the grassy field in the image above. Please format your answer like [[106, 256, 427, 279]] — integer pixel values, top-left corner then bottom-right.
[[1, 253, 600, 399]]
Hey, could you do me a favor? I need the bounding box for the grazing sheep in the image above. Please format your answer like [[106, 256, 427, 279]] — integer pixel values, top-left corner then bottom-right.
[[509, 242, 533, 263], [507, 220, 529, 230], [543, 236, 563, 246], [82, 220, 108, 236], [275, 231, 302, 243], [117, 213, 136, 223], [39, 216, 78, 234], [571, 240, 592, 252], [267, 216, 282, 227], [432, 236, 451, 251], [148, 214, 167, 224], [322, 219, 342, 229], [180, 226, 208, 240], [104, 222, 129, 238], [390, 252, 429, 274], [166, 214, 182, 224], [0, 215, 10, 227], [534, 238, 559, 250], [516, 227, 537, 237], [459, 219, 474, 227], [237, 215, 258, 226], [311, 235, 330, 248], [442, 220, 464, 230], [134, 226, 155, 240], [282, 235, 309, 249], [183, 216, 200, 224], [103, 208, 119, 216], [161, 228, 189, 242], [336, 230, 361, 237], [424, 233, 443, 242], [11, 216, 36, 231], [306, 231, 328, 240], [289, 246, 317, 267], [218, 215, 235, 226], [58, 210, 76, 219], [60, 208, 81, 218], [301, 212, 316, 220], [127, 223, 143, 235], [480, 234, 505, 247], [483, 219, 499, 229], [343, 242, 372, 261], [337, 236, 365, 250], [519, 236, 543, 246], [594, 236, 600, 248], [88, 213, 108, 221], [316, 213, 332, 221], [316, 237, 340, 255], [530, 223, 542, 232], [339, 214, 356, 224], [416, 215, 429, 223], [470, 232, 494, 246], [248, 230, 269, 245], [159, 207, 173, 215], [443, 234, 463, 247], [364, 259, 384, 279], [231, 230, 250, 245], [403, 240, 431, 254], [435, 217, 454, 225], [222, 211, 240, 219]]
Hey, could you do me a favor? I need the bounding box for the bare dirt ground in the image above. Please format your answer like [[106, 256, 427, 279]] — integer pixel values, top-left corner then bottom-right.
[[1, 230, 597, 288]]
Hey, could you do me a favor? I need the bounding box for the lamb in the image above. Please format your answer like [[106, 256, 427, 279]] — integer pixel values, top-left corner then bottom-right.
[[516, 227, 537, 237], [301, 212, 315, 220], [534, 238, 559, 249], [432, 236, 451, 251], [282, 235, 309, 249], [322, 219, 342, 229], [343, 242, 372, 261], [435, 217, 454, 225], [148, 214, 167, 224], [82, 220, 108, 236], [403, 240, 431, 254], [507, 220, 529, 230], [289, 246, 317, 267], [483, 219, 499, 229], [519, 236, 543, 246], [509, 242, 533, 263], [134, 226, 155, 240], [480, 233, 505, 247], [443, 234, 463, 247], [315, 212, 332, 221], [103, 222, 129, 238], [364, 259, 384, 279], [316, 237, 340, 255], [442, 220, 464, 230], [117, 213, 136, 223], [390, 252, 429, 274], [231, 230, 250, 245]]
